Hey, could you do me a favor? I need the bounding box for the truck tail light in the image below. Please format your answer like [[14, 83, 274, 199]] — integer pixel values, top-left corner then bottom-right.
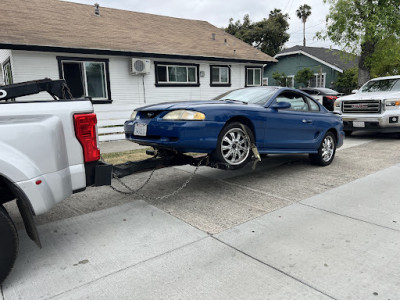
[[74, 113, 100, 163], [326, 96, 338, 101]]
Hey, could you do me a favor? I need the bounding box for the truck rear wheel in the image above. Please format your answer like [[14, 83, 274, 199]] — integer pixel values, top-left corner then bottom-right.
[[0, 205, 18, 284]]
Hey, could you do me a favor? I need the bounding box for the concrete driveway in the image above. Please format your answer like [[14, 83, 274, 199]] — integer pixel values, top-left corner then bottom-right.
[[2, 133, 400, 299]]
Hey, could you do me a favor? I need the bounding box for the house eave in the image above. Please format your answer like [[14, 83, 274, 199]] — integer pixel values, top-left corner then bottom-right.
[[0, 43, 275, 65], [275, 50, 344, 73]]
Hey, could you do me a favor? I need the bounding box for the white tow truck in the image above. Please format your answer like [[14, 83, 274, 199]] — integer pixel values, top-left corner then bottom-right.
[[334, 75, 400, 135], [0, 79, 112, 283]]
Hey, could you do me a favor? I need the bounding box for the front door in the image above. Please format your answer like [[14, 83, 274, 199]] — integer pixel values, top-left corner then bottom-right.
[[264, 91, 318, 150]]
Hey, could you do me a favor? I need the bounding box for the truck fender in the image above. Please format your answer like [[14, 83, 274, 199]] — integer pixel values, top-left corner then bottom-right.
[[0, 142, 43, 182], [3, 176, 41, 248]]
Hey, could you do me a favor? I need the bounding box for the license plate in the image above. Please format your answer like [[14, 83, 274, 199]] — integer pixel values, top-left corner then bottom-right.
[[134, 123, 147, 136], [353, 121, 365, 128]]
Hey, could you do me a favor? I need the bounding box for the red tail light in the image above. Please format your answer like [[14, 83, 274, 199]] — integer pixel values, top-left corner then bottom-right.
[[326, 96, 338, 101], [74, 113, 100, 163]]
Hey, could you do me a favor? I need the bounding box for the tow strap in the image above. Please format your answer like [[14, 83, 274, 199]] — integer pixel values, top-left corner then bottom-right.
[[239, 124, 261, 170]]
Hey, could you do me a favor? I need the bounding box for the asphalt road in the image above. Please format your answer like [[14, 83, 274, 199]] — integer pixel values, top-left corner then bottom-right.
[[2, 132, 400, 299]]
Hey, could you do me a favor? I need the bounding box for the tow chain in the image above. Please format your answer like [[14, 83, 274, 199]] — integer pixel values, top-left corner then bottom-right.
[[107, 155, 207, 200]]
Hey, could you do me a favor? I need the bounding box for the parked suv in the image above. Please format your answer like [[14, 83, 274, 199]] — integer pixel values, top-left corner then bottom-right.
[[334, 75, 400, 135]]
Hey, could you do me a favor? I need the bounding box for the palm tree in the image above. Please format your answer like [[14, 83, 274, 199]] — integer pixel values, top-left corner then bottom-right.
[[296, 4, 312, 46]]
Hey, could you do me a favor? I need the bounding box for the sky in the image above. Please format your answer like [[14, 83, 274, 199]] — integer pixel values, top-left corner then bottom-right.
[[65, 0, 335, 50]]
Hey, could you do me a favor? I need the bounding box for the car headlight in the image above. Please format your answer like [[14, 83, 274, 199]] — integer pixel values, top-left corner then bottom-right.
[[163, 110, 206, 121], [385, 99, 400, 110], [130, 111, 138, 120], [334, 100, 341, 110]]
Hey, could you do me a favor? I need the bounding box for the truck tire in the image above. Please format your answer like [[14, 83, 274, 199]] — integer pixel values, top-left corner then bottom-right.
[[0, 205, 18, 284]]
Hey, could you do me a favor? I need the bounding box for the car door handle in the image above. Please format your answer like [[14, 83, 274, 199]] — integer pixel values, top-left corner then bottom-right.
[[302, 119, 313, 124]]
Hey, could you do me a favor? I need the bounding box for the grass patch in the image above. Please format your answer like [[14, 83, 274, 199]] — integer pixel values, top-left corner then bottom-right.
[[101, 148, 152, 165]]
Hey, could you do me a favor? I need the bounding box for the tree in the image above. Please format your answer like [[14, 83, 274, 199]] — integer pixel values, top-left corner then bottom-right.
[[296, 4, 312, 46], [295, 68, 314, 87], [370, 37, 400, 77], [319, 0, 400, 87], [336, 67, 358, 94], [272, 72, 289, 86], [225, 9, 290, 56]]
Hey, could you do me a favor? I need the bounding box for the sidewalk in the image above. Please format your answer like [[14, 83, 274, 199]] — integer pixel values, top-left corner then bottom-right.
[[2, 164, 400, 299]]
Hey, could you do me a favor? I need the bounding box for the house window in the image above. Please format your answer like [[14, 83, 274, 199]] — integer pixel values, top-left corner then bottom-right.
[[309, 73, 326, 88], [3, 58, 13, 85], [210, 65, 231, 86], [57, 57, 111, 103], [246, 67, 262, 87], [155, 62, 199, 87], [287, 75, 295, 88]]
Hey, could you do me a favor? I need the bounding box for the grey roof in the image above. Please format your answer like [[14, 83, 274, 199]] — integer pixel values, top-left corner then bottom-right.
[[276, 45, 359, 71]]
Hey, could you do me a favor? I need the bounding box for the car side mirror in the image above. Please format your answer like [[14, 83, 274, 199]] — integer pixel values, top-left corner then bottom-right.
[[351, 89, 358, 94], [271, 101, 291, 110]]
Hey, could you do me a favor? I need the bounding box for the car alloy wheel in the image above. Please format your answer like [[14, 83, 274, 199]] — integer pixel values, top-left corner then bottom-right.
[[213, 122, 254, 169], [221, 127, 250, 165], [309, 131, 336, 166], [321, 135, 335, 163]]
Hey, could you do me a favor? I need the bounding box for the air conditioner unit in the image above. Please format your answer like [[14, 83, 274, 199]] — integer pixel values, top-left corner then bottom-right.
[[130, 58, 151, 75]]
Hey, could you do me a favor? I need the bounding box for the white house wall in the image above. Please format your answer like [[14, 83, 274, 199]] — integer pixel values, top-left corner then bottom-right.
[[9, 50, 254, 141]]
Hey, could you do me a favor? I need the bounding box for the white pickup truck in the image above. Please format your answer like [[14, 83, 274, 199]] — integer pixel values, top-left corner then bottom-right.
[[0, 79, 111, 283], [334, 75, 400, 135]]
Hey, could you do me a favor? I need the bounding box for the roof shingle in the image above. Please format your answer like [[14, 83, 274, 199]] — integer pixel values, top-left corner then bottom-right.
[[277, 45, 358, 71], [0, 0, 276, 63]]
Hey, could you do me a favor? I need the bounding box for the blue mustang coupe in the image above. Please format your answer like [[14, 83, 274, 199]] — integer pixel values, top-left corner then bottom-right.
[[124, 87, 344, 169]]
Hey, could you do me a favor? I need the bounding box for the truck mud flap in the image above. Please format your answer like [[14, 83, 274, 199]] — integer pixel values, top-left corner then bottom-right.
[[84, 161, 113, 187]]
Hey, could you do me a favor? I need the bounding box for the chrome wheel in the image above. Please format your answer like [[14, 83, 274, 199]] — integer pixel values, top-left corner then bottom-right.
[[310, 132, 336, 166], [321, 135, 335, 162], [220, 127, 251, 165]]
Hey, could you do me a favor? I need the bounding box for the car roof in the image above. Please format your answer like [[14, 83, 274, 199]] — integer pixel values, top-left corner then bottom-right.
[[300, 87, 339, 94]]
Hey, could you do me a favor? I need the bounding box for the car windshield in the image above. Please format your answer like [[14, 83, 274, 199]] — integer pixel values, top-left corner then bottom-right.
[[361, 79, 400, 93], [213, 87, 278, 106]]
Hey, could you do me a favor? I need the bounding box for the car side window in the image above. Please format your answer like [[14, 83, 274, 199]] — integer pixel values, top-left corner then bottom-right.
[[275, 92, 310, 112], [307, 97, 320, 112]]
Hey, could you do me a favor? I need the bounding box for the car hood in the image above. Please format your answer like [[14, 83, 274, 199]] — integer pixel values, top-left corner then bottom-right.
[[339, 91, 400, 101], [137, 100, 244, 111]]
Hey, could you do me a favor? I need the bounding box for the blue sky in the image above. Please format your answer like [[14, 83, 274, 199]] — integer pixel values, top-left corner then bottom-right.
[[65, 0, 334, 50]]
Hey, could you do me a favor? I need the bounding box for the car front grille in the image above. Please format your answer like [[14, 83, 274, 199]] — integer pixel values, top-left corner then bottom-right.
[[342, 100, 381, 113], [138, 111, 162, 119]]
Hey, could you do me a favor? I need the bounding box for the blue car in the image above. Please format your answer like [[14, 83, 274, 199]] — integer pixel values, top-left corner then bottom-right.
[[124, 87, 344, 169]]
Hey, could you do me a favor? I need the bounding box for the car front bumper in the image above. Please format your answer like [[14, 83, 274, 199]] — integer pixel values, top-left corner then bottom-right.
[[124, 119, 224, 153]]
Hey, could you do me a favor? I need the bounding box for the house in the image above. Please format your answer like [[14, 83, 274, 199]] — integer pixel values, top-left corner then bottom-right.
[[0, 0, 276, 141], [264, 45, 358, 89]]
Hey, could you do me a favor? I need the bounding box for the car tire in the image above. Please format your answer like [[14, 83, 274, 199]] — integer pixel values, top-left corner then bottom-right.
[[309, 132, 336, 166], [212, 122, 254, 170], [0, 205, 18, 284], [344, 130, 352, 136]]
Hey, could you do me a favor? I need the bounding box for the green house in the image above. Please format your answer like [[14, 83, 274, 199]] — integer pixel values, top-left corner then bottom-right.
[[264, 46, 358, 89]]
